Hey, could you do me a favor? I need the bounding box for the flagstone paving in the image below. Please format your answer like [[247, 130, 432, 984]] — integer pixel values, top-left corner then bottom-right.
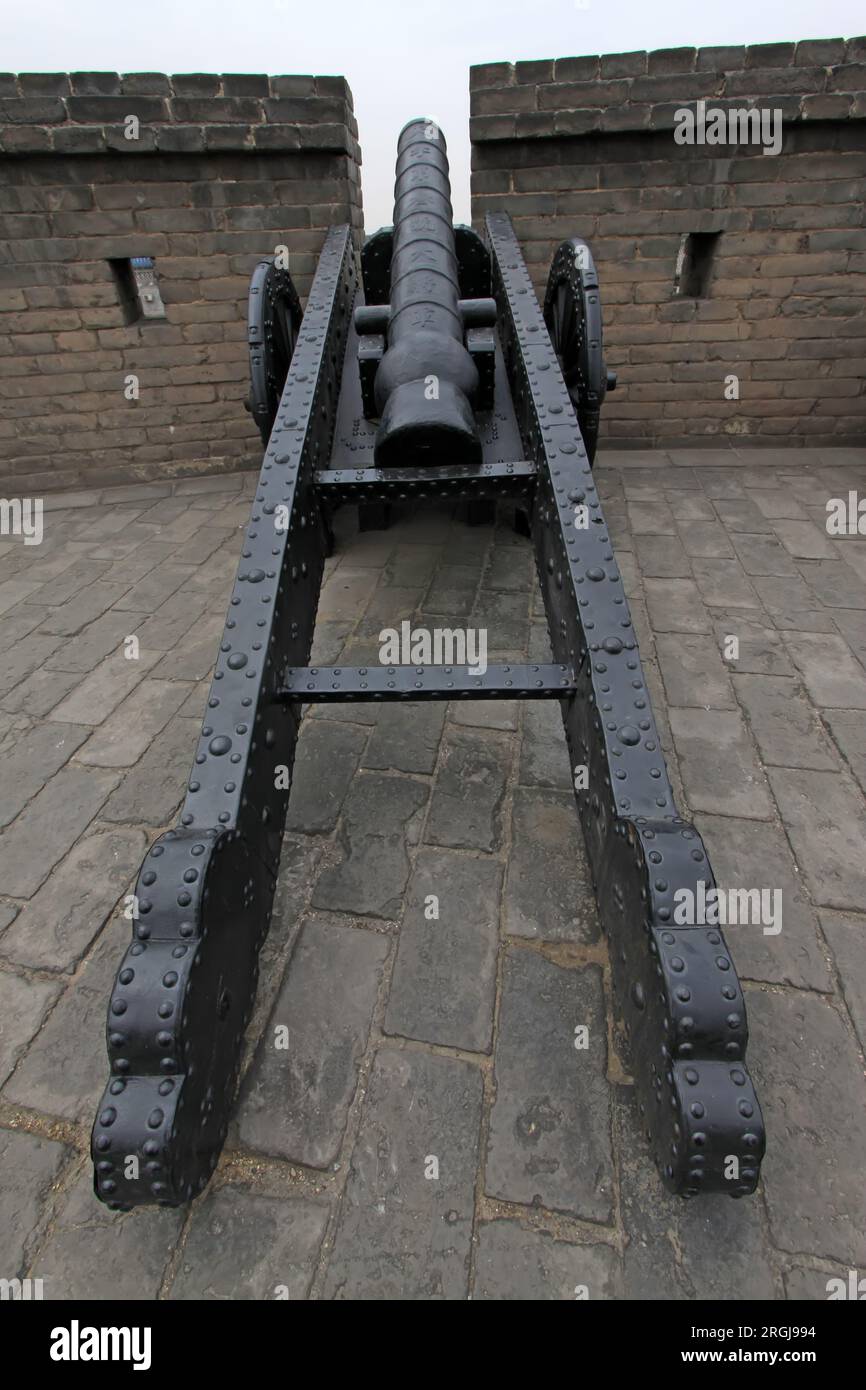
[[1, 447, 865, 1301]]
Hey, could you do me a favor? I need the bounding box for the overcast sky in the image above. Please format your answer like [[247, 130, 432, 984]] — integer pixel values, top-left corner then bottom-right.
[[7, 0, 863, 228]]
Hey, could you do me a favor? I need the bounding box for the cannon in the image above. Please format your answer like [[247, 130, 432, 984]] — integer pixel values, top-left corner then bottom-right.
[[360, 119, 491, 468], [91, 119, 764, 1209]]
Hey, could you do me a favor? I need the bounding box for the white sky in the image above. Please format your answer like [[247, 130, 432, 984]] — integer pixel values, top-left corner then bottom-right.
[[6, 0, 863, 228]]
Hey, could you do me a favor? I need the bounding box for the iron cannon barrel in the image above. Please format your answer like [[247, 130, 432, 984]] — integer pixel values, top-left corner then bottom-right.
[[388, 122, 464, 343], [372, 118, 481, 468]]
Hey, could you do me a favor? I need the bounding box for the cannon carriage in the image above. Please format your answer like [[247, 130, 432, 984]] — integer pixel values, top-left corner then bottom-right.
[[91, 119, 764, 1209]]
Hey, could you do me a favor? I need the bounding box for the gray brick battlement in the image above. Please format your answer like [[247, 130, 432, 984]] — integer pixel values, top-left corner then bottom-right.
[[0, 72, 360, 158], [470, 39, 866, 140], [0, 72, 363, 490], [470, 38, 866, 449]]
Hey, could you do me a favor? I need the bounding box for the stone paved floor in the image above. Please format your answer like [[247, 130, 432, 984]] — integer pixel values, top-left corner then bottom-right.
[[1, 446, 865, 1301]]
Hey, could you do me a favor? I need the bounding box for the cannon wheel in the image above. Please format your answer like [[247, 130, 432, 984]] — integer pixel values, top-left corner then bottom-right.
[[245, 258, 303, 446], [543, 237, 615, 465]]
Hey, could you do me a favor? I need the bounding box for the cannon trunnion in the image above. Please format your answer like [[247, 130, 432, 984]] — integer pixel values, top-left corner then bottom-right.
[[91, 120, 764, 1211]]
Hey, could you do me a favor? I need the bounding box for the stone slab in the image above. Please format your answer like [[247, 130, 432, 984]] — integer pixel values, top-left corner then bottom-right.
[[322, 1048, 483, 1300], [385, 848, 502, 1052], [485, 950, 612, 1223], [237, 917, 387, 1168]]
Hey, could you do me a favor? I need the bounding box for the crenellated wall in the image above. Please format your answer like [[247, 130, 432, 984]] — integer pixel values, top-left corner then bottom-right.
[[470, 39, 866, 448], [0, 72, 363, 490]]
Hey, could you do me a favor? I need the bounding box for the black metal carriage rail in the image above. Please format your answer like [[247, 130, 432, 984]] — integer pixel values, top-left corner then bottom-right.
[[312, 459, 536, 502], [91, 120, 764, 1211], [278, 662, 575, 702]]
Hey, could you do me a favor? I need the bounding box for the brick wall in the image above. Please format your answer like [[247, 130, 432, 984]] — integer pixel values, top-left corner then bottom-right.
[[470, 39, 866, 448], [0, 72, 363, 491]]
